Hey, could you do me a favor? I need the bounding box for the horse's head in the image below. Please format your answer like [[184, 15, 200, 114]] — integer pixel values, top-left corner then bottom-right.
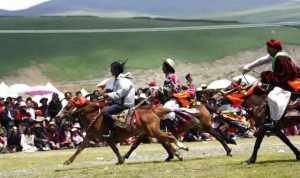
[[56, 96, 89, 121]]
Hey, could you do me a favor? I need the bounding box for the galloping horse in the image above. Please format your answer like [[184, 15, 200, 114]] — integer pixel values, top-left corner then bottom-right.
[[123, 90, 233, 162], [56, 96, 186, 165], [243, 85, 300, 164]]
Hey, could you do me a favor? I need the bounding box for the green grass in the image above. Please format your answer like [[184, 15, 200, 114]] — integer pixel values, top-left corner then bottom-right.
[[1, 137, 300, 178], [0, 16, 238, 30], [1, 25, 300, 81]]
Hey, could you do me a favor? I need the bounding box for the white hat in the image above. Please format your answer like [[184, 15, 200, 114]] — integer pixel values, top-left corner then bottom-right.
[[275, 51, 291, 59], [164, 58, 175, 69]]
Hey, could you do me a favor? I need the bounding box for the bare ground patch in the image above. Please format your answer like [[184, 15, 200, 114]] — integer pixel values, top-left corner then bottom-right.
[[2, 45, 300, 91]]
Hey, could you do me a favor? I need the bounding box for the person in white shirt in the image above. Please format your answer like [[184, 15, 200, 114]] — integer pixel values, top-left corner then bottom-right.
[[101, 61, 135, 138]]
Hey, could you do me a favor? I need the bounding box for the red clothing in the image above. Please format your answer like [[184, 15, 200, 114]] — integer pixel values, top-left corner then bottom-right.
[[261, 56, 300, 90]]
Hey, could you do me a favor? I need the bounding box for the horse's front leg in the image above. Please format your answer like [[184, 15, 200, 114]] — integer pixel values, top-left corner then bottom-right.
[[64, 135, 90, 165], [107, 140, 124, 165], [274, 127, 300, 160], [246, 127, 266, 164]]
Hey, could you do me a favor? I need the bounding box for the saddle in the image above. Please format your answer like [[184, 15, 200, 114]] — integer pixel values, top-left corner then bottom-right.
[[111, 109, 142, 130]]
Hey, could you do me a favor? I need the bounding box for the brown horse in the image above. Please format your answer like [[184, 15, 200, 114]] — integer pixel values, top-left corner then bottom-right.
[[243, 85, 300, 164], [56, 96, 186, 165], [123, 102, 233, 161]]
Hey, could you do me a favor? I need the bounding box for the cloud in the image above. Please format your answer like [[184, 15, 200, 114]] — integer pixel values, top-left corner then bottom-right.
[[0, 0, 51, 11]]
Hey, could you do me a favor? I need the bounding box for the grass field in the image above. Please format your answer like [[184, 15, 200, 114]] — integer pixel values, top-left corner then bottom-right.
[[1, 137, 300, 178], [1, 25, 300, 81]]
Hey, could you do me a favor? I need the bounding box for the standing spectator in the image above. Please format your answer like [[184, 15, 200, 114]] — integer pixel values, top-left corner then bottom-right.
[[61, 92, 72, 108], [7, 126, 21, 152], [39, 98, 49, 118], [48, 93, 62, 119], [20, 127, 37, 152], [47, 121, 60, 150]]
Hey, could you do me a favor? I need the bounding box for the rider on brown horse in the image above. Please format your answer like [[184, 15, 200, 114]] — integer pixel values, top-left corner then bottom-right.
[[101, 61, 135, 138], [243, 39, 300, 128]]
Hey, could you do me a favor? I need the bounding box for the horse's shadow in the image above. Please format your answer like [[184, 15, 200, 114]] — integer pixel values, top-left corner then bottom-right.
[[55, 157, 207, 172], [254, 159, 299, 165]]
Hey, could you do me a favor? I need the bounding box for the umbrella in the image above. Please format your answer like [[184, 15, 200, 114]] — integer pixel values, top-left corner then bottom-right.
[[24, 85, 54, 96], [207, 79, 232, 89]]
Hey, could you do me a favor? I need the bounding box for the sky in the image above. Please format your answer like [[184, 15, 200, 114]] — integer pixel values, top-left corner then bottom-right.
[[0, 0, 51, 11]]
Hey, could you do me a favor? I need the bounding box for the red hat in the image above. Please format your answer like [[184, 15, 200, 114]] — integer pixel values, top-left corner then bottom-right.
[[266, 39, 282, 50], [148, 80, 157, 87]]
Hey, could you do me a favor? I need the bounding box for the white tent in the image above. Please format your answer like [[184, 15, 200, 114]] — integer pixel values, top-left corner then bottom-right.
[[207, 79, 232, 89], [45, 82, 64, 99], [233, 74, 258, 85], [0, 82, 9, 98]]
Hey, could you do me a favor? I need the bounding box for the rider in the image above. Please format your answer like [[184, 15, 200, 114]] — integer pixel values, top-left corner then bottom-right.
[[102, 61, 135, 138], [242, 39, 300, 128]]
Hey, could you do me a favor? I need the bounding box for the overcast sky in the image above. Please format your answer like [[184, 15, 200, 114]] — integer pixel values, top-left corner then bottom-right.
[[0, 0, 51, 11]]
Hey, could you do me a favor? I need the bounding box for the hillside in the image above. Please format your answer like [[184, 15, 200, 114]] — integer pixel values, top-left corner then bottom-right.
[[0, 0, 290, 19], [1, 18, 300, 86]]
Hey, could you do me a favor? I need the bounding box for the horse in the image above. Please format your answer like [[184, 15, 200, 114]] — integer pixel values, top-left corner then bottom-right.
[[122, 89, 233, 162], [56, 96, 187, 165], [243, 84, 300, 164]]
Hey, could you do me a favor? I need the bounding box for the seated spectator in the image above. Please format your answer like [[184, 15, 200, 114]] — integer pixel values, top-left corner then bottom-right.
[[7, 126, 21, 152], [20, 127, 37, 152], [32, 117, 50, 151], [71, 123, 83, 147], [47, 121, 60, 150], [59, 122, 74, 149], [0, 127, 7, 153]]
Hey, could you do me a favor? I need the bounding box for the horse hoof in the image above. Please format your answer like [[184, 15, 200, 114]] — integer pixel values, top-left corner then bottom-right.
[[165, 156, 174, 162], [245, 159, 255, 165], [174, 151, 183, 161], [64, 160, 71, 165], [296, 155, 300, 160], [227, 153, 233, 157]]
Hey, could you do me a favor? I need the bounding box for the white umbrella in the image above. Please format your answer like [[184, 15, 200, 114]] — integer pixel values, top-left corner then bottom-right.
[[207, 79, 232, 89], [233, 74, 258, 85]]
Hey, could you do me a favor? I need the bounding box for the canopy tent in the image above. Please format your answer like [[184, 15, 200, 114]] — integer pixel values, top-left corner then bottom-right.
[[207, 79, 232, 89], [233, 74, 258, 85], [45, 82, 64, 99]]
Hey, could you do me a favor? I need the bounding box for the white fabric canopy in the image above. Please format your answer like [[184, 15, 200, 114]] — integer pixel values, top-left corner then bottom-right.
[[207, 79, 232, 89]]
